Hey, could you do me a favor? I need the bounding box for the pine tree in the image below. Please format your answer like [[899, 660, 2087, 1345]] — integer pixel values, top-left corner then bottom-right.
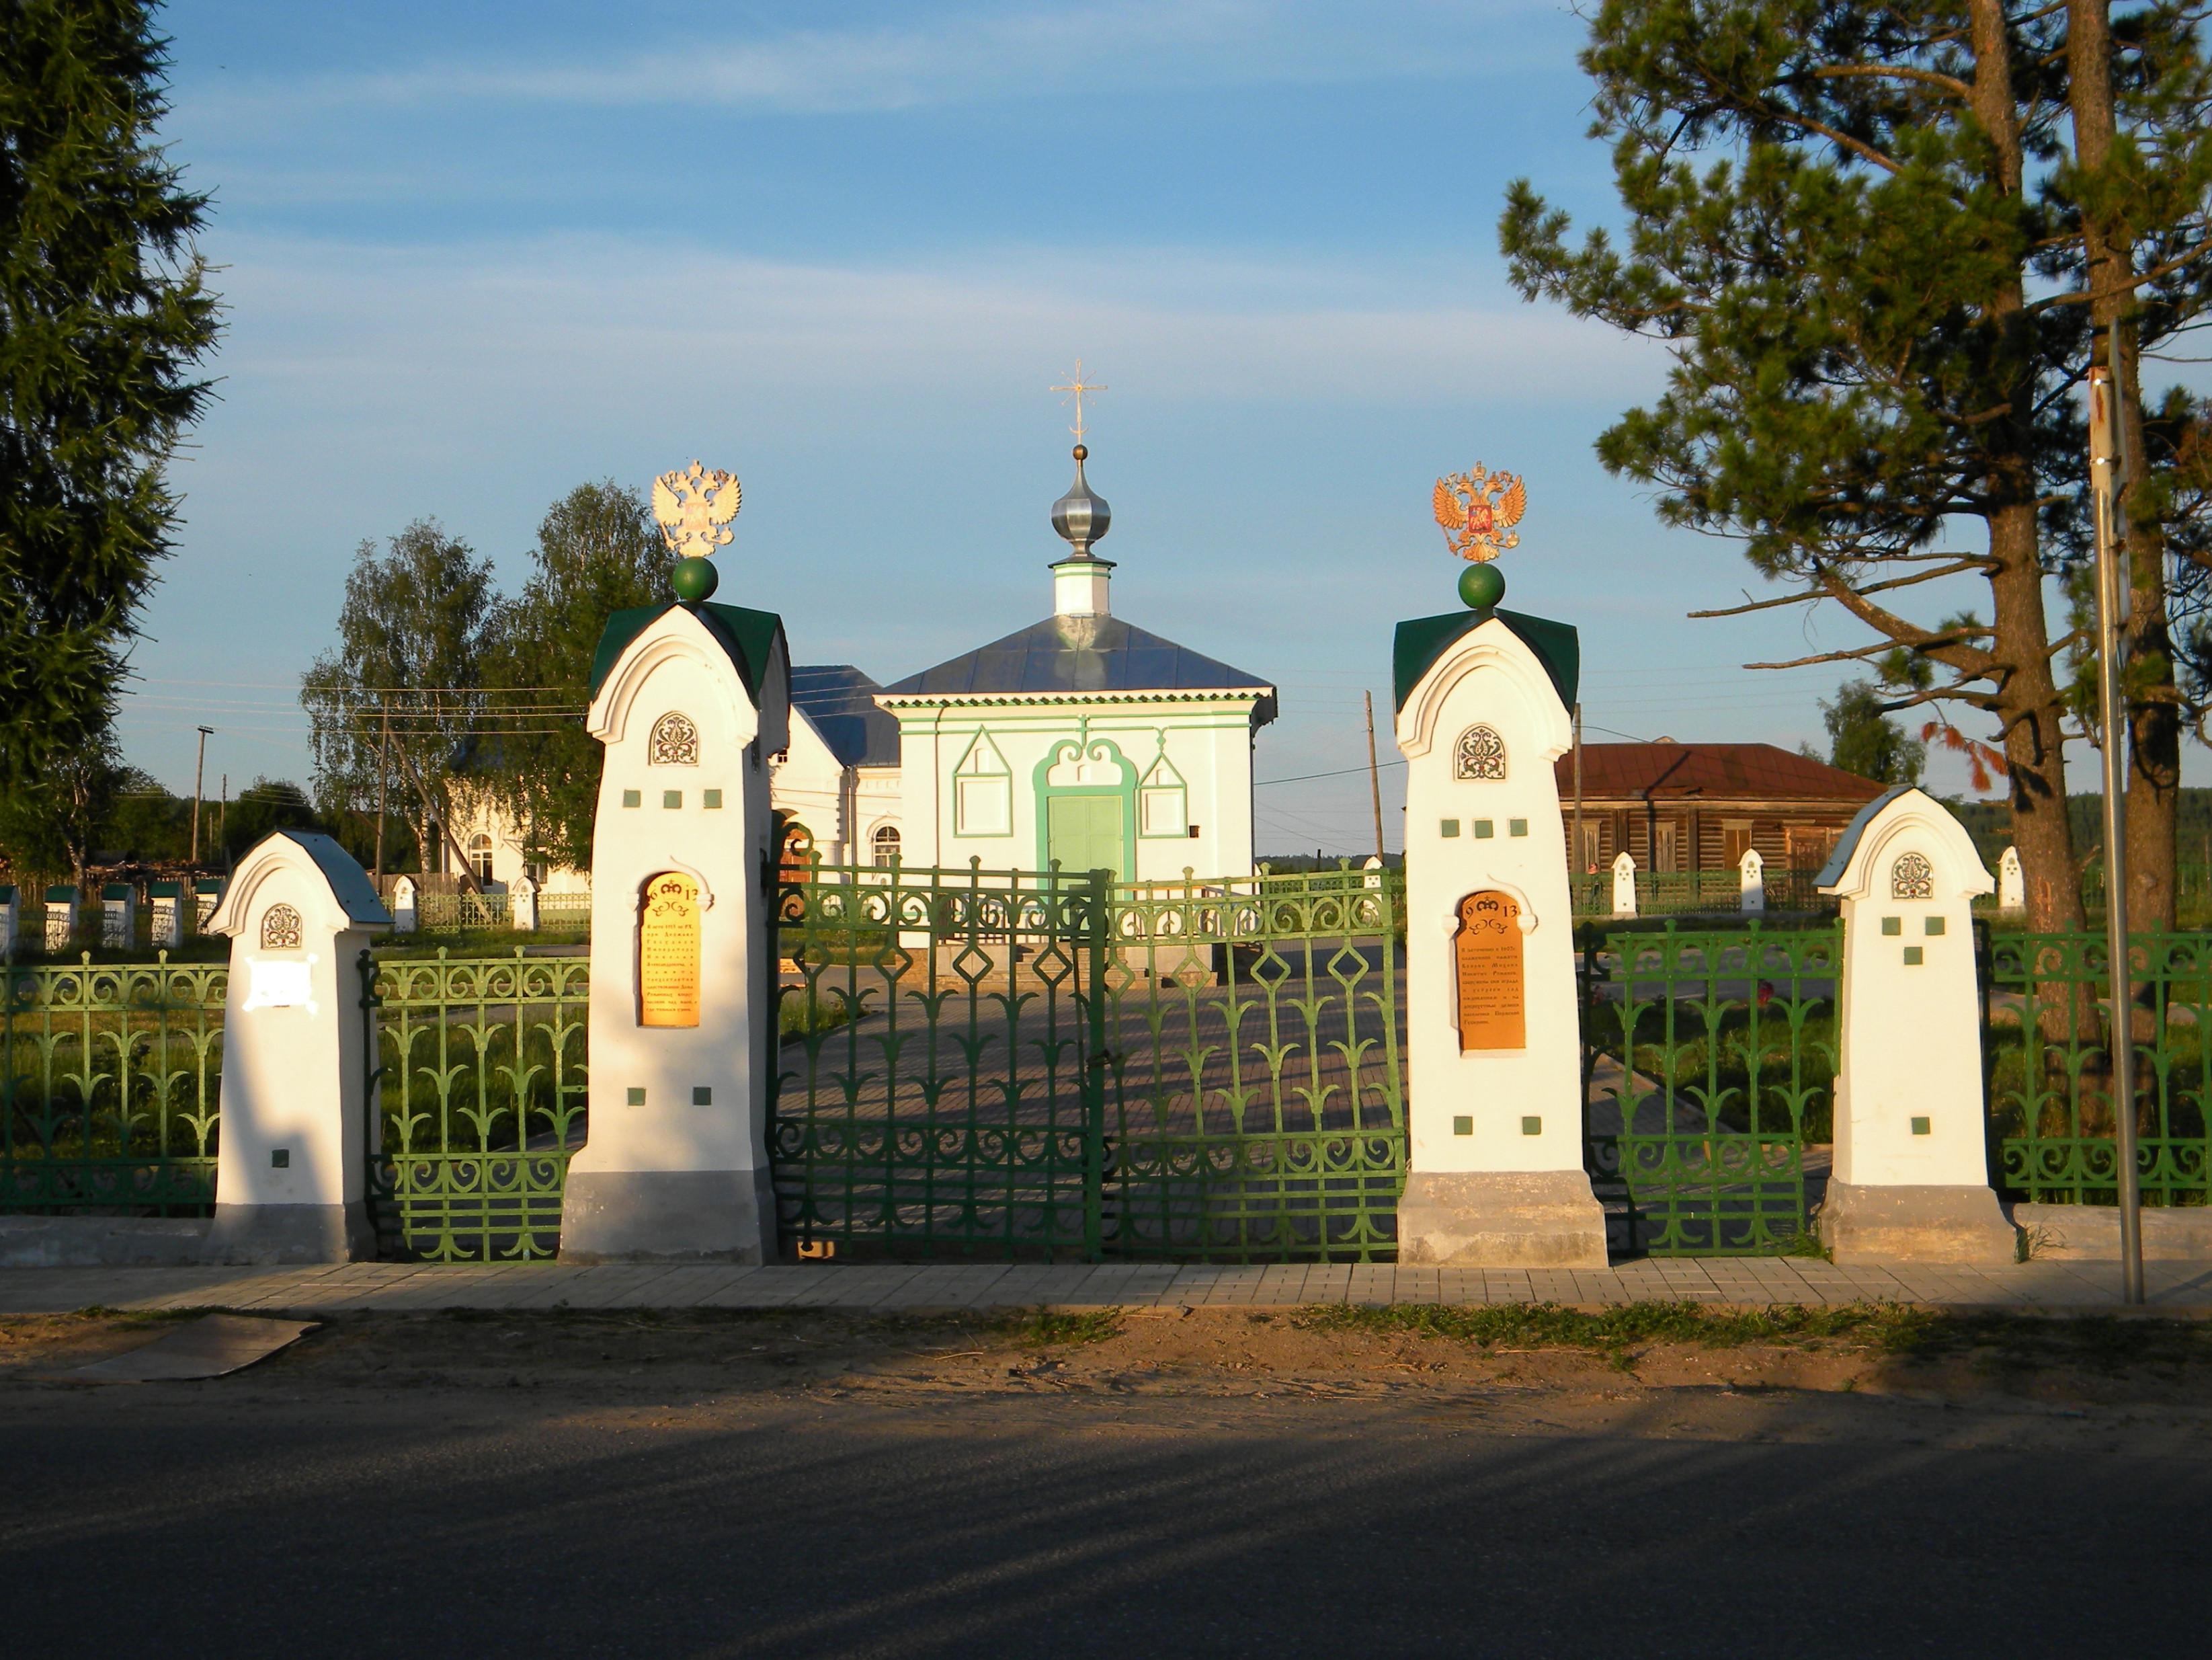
[[1500, 0, 2212, 931], [0, 1, 220, 785]]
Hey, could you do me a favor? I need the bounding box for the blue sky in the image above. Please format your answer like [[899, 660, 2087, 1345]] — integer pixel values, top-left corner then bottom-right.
[[124, 0, 2073, 851]]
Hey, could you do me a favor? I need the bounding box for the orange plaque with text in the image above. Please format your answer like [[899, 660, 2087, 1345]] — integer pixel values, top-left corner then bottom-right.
[[1454, 890, 1524, 1051], [639, 871, 702, 1028]]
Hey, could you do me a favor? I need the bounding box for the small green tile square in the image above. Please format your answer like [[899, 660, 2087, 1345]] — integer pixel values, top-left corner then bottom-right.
[[663, 789, 682, 809], [1521, 1115, 1542, 1136], [1910, 1115, 1932, 1136], [692, 1085, 712, 1106], [1903, 945, 1924, 965], [1473, 819, 1494, 838], [270, 1148, 289, 1169], [1881, 916, 1901, 936], [625, 1086, 645, 1106], [1440, 819, 1460, 838], [621, 789, 641, 809], [1925, 915, 1945, 936], [1508, 818, 1528, 838], [1452, 1115, 1473, 1136], [703, 789, 723, 809]]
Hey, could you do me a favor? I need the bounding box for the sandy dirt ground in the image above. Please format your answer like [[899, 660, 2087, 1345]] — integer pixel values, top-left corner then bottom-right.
[[7, 1304, 2211, 1456]]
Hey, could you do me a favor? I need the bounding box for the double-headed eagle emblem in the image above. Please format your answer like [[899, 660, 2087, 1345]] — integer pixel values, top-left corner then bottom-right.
[[653, 460, 743, 559], [1432, 463, 1526, 561]]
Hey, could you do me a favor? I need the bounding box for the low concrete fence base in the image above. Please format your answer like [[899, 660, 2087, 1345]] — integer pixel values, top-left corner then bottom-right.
[[0, 1216, 213, 1269], [2013, 1202, 2212, 1261]]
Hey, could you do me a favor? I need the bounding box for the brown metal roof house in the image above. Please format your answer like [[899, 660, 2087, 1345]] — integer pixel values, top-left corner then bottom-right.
[[1552, 742, 1886, 874]]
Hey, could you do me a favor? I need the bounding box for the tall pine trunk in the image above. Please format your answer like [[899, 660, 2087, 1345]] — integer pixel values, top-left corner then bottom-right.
[[2070, 0, 2180, 931]]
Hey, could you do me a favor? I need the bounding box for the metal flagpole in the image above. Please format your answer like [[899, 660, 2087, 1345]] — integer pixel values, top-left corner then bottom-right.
[[2088, 346, 2144, 1306]]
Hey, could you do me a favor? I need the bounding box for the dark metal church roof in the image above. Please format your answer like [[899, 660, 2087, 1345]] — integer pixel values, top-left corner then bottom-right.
[[788, 664, 903, 766], [879, 615, 1277, 722]]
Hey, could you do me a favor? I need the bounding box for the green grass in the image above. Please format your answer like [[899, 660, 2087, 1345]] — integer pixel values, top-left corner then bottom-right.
[[991, 1307, 1124, 1346]]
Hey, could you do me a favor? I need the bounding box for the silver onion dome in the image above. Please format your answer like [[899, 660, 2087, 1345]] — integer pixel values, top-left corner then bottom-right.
[[1050, 444, 1112, 557]]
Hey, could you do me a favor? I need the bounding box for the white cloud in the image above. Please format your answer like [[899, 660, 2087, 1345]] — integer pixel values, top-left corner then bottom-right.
[[186, 0, 1549, 121]]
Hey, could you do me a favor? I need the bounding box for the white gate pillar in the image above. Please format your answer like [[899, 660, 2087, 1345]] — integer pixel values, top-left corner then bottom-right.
[[561, 516, 791, 1263], [1391, 565, 1606, 1267], [390, 875, 417, 934], [1739, 846, 1765, 913], [149, 881, 183, 948], [101, 883, 137, 947], [202, 831, 392, 1262], [1997, 845, 2024, 912], [1610, 851, 1637, 917], [1816, 787, 2016, 1262], [0, 885, 15, 957], [511, 873, 539, 932], [44, 885, 77, 952]]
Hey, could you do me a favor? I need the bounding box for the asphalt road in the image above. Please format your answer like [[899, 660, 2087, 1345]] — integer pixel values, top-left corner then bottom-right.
[[5, 1378, 2206, 1658]]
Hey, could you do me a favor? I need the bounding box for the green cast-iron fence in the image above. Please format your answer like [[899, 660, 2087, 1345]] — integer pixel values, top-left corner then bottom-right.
[[0, 953, 225, 1214], [1987, 930, 2212, 1207], [1580, 921, 1840, 1255], [1568, 868, 1835, 918], [1099, 870, 1405, 1261], [359, 948, 588, 1261], [768, 855, 1409, 1263]]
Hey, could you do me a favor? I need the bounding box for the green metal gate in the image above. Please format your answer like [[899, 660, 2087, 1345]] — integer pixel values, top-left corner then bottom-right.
[[1580, 922, 1838, 1255], [769, 853, 1407, 1261]]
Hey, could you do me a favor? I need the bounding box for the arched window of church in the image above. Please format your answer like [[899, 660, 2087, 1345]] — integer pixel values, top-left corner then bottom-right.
[[467, 833, 495, 885], [650, 711, 699, 766], [1455, 724, 1506, 781], [1891, 851, 1933, 900], [872, 824, 902, 867]]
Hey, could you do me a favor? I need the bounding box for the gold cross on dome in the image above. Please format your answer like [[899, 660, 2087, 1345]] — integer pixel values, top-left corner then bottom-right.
[[1051, 360, 1108, 440]]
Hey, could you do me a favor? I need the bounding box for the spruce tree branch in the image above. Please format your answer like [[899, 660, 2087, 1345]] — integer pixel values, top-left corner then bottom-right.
[[2028, 235, 2212, 313]]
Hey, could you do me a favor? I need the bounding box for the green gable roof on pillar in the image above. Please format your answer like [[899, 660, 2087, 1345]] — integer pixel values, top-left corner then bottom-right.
[[1391, 606, 1580, 713], [587, 600, 788, 703]]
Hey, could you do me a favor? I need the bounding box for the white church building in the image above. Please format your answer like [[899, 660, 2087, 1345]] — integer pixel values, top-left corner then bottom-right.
[[456, 444, 1278, 892]]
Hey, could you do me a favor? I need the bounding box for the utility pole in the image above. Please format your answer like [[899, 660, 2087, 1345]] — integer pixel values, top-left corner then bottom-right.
[[190, 725, 213, 870], [1572, 702, 1586, 900], [373, 705, 391, 886], [2089, 348, 2144, 1306], [1364, 690, 1387, 866], [218, 774, 228, 869]]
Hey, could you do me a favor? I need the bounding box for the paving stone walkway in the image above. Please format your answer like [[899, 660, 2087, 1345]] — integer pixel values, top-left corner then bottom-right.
[[3, 1257, 2210, 1316]]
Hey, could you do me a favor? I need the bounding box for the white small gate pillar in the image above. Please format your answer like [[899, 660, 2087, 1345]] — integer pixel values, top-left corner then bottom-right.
[[511, 873, 538, 932], [0, 885, 16, 957], [202, 831, 392, 1263], [149, 881, 183, 948], [101, 883, 137, 948], [390, 875, 417, 934], [561, 525, 791, 1264], [193, 878, 222, 933], [44, 885, 77, 952], [1997, 845, 2024, 912], [1739, 846, 1765, 913], [1391, 568, 1607, 1267], [1816, 787, 2016, 1262], [1610, 851, 1637, 917]]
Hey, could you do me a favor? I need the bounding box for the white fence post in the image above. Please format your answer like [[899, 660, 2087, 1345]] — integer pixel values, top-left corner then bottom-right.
[[1997, 845, 2024, 912], [202, 830, 392, 1262], [391, 875, 417, 935], [194, 879, 223, 933], [511, 874, 538, 932], [1817, 788, 2015, 1262], [1610, 851, 1637, 918], [0, 885, 15, 957], [1739, 846, 1765, 913]]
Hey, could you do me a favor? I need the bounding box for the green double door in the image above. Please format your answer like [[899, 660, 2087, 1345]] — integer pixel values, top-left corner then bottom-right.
[[1046, 793, 1127, 883]]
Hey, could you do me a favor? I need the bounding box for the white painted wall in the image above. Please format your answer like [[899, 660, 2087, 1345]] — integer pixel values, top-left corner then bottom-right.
[[766, 704, 852, 861], [1819, 790, 1994, 1187], [1396, 620, 1582, 1175], [571, 607, 788, 1191]]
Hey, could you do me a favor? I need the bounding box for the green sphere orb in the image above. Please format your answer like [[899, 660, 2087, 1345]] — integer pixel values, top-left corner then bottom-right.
[[671, 557, 720, 605], [1458, 561, 1506, 611]]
